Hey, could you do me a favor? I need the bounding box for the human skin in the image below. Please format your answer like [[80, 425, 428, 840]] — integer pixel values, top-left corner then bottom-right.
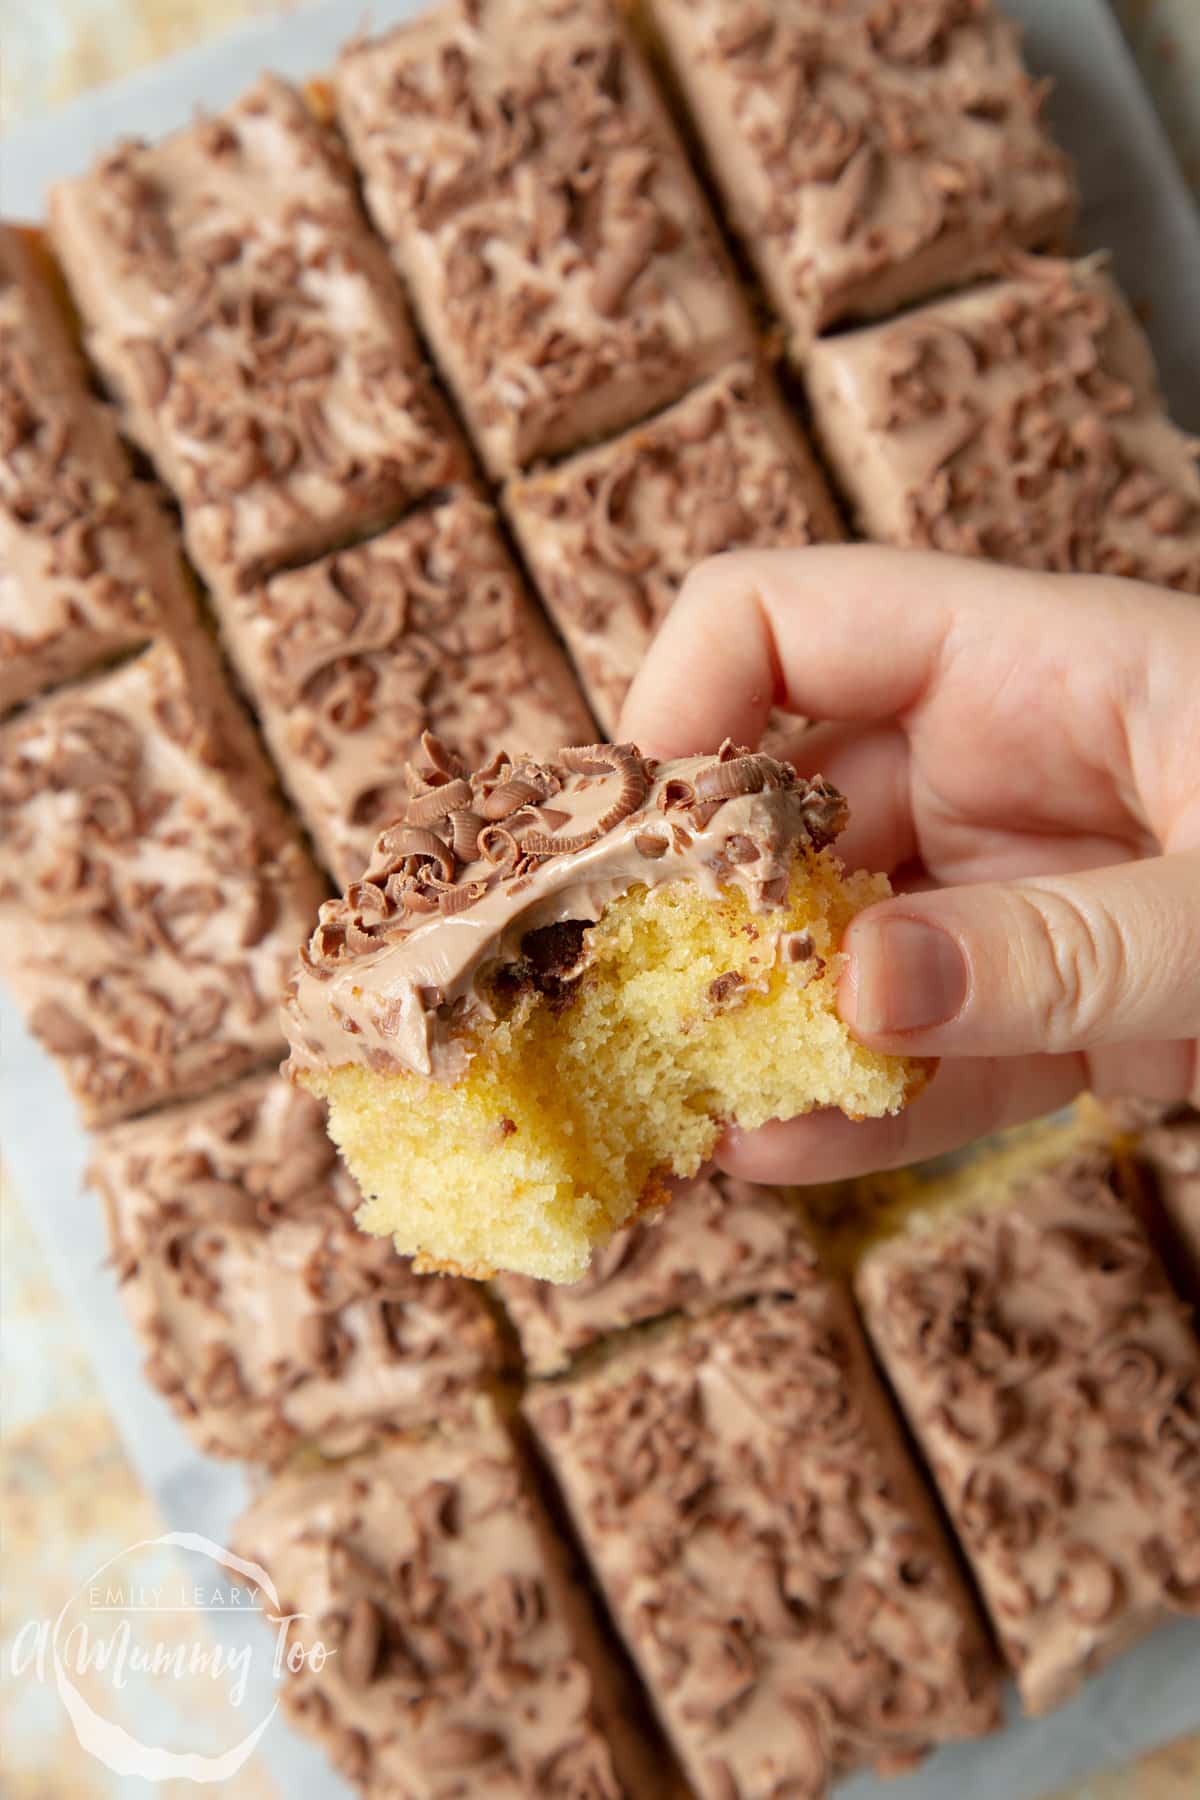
[[619, 546, 1200, 1181]]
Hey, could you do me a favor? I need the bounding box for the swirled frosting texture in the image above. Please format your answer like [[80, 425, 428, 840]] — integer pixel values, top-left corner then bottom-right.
[[808, 259, 1200, 589], [505, 360, 838, 738], [210, 492, 592, 885], [235, 1403, 674, 1797], [856, 1150, 1200, 1713], [48, 75, 463, 589], [334, 0, 753, 473], [646, 0, 1076, 344], [283, 741, 848, 1082], [526, 1291, 1001, 1799], [0, 226, 193, 714], [90, 1074, 501, 1464], [0, 636, 327, 1124]]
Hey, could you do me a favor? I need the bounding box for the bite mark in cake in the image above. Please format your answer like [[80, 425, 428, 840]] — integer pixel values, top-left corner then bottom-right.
[[283, 739, 928, 1283]]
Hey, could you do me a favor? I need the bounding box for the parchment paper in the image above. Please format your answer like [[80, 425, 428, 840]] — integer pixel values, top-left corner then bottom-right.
[[2, 2, 1198, 1794]]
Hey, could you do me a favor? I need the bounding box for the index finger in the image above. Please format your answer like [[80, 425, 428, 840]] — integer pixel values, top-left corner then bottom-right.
[[618, 544, 1071, 756]]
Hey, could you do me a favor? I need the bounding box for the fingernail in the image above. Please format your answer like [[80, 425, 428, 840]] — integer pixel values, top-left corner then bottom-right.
[[846, 916, 968, 1038]]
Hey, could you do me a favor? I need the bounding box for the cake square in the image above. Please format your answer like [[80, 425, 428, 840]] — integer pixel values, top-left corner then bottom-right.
[[283, 744, 926, 1285], [90, 1073, 502, 1465], [209, 491, 594, 885], [526, 1291, 1001, 1797], [855, 1145, 1200, 1713], [48, 75, 464, 589], [234, 1401, 674, 1796], [505, 361, 841, 734], [1141, 1115, 1200, 1305], [807, 259, 1200, 589], [496, 1172, 820, 1374], [0, 226, 193, 714], [645, 0, 1076, 346], [0, 634, 327, 1125], [335, 0, 753, 474]]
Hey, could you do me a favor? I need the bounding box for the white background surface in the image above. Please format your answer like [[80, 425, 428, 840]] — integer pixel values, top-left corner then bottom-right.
[[2, 1, 1199, 1795]]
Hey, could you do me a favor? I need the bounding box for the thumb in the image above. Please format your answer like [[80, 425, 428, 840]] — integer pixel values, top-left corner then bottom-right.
[[840, 851, 1200, 1058]]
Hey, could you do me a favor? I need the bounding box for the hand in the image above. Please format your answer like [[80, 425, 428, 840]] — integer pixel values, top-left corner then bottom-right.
[[619, 546, 1200, 1183]]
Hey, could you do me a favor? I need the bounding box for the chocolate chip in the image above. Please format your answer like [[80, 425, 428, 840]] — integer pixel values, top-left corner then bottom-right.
[[635, 833, 669, 858], [708, 972, 746, 1008]]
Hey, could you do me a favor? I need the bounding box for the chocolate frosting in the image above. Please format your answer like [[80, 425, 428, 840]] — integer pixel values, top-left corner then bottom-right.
[[648, 0, 1076, 343], [808, 259, 1200, 589], [235, 1404, 672, 1796], [497, 1173, 821, 1374], [334, 0, 753, 473], [856, 1149, 1200, 1713], [526, 1291, 1001, 1797], [48, 74, 463, 589], [505, 360, 839, 736], [90, 1073, 501, 1463], [211, 491, 593, 886], [0, 226, 193, 714], [283, 742, 847, 1082], [1142, 1116, 1200, 1305], [0, 635, 328, 1125]]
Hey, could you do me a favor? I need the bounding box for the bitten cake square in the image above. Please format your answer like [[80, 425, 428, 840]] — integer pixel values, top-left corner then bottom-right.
[[0, 226, 193, 714], [335, 0, 753, 474], [209, 491, 593, 885], [496, 1172, 820, 1374], [48, 75, 463, 589], [0, 635, 327, 1125], [90, 1073, 501, 1464], [855, 1141, 1200, 1714], [283, 742, 927, 1283], [807, 259, 1200, 589], [526, 1291, 1001, 1798], [234, 1400, 675, 1796], [505, 360, 841, 734], [644, 0, 1076, 347]]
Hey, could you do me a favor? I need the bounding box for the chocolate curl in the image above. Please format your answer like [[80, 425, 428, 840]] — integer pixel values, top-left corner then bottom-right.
[[477, 824, 521, 874], [366, 823, 455, 886], [693, 755, 769, 801], [518, 744, 645, 854], [589, 209, 663, 317], [447, 809, 484, 862], [481, 775, 546, 820], [405, 779, 473, 825]]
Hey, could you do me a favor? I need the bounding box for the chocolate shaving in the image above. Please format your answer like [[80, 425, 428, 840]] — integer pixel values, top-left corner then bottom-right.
[[406, 779, 473, 826], [387, 829, 457, 879], [694, 755, 769, 802], [481, 775, 546, 820], [589, 209, 662, 318], [447, 808, 484, 862], [524, 744, 648, 854]]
